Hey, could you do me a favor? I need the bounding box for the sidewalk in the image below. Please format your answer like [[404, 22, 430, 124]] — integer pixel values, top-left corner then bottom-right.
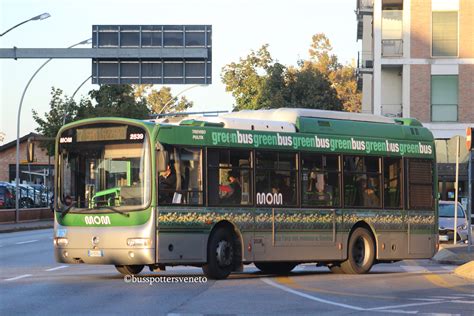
[[432, 242, 474, 281], [0, 220, 53, 233]]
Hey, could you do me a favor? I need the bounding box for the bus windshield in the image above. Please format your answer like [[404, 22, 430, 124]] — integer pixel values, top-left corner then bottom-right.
[[58, 123, 151, 212]]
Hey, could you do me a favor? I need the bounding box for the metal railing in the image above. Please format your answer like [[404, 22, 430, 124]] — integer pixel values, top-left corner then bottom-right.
[[381, 104, 402, 117], [382, 39, 403, 57], [357, 0, 374, 13]]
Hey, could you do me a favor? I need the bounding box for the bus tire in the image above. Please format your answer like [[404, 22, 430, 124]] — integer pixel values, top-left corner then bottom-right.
[[202, 227, 235, 280], [341, 227, 375, 274], [254, 262, 296, 275], [328, 263, 345, 274], [115, 265, 144, 275]]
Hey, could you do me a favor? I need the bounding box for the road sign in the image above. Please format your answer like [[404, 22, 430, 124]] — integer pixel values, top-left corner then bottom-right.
[[467, 127, 473, 151], [91, 25, 212, 85]]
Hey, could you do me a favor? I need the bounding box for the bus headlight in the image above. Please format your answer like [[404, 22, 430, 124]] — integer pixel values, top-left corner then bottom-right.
[[127, 238, 150, 247], [54, 237, 69, 246]]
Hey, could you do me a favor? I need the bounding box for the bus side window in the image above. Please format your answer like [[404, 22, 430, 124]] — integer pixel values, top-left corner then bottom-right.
[[208, 149, 252, 206]]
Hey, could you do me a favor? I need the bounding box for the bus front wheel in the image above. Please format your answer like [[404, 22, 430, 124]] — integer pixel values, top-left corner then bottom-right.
[[202, 227, 235, 280], [115, 264, 144, 275], [341, 227, 375, 274], [254, 262, 296, 275]]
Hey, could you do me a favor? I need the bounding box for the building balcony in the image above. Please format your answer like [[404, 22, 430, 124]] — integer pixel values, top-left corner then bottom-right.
[[356, 0, 374, 16], [381, 39, 403, 57]]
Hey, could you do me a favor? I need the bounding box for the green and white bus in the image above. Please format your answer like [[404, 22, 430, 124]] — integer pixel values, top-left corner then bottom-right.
[[54, 108, 438, 279]]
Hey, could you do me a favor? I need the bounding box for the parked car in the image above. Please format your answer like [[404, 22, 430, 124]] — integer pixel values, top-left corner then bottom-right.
[[0, 183, 15, 209], [438, 201, 469, 243]]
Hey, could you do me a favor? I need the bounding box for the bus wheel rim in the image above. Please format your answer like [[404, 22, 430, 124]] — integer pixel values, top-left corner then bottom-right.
[[353, 237, 366, 266], [216, 240, 233, 267]]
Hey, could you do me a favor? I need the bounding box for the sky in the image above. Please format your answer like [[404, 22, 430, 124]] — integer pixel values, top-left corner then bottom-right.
[[0, 0, 359, 144]]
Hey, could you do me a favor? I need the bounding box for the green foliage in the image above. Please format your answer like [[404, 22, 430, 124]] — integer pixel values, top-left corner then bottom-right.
[[221, 33, 360, 112], [32, 85, 152, 155], [305, 33, 361, 112], [221, 45, 273, 111], [32, 87, 80, 155], [221, 43, 343, 111], [84, 85, 150, 119]]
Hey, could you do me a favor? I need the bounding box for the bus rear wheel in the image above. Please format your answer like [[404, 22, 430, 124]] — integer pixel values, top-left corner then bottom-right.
[[328, 263, 345, 274], [341, 227, 375, 274], [254, 262, 296, 275], [115, 265, 144, 275], [202, 227, 235, 280]]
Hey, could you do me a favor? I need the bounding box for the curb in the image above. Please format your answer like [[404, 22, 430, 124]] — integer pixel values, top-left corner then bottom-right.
[[0, 222, 53, 234]]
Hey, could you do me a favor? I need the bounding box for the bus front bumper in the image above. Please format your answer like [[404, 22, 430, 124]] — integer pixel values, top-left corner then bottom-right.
[[54, 247, 155, 265]]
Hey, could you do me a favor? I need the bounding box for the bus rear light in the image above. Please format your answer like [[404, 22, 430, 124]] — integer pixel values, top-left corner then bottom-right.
[[127, 238, 150, 247], [54, 237, 69, 246]]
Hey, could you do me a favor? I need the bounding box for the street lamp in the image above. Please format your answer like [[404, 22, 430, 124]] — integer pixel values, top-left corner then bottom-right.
[[62, 75, 92, 125], [14, 38, 92, 222], [158, 84, 206, 114], [0, 13, 51, 37]]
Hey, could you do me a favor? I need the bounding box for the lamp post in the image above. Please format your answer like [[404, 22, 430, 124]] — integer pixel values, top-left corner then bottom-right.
[[15, 38, 91, 222], [62, 75, 92, 125], [158, 84, 205, 115], [0, 13, 50, 37]]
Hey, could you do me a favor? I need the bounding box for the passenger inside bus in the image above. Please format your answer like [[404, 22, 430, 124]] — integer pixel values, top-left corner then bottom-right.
[[158, 163, 177, 203], [220, 170, 242, 205], [307, 169, 332, 206], [359, 177, 380, 208]]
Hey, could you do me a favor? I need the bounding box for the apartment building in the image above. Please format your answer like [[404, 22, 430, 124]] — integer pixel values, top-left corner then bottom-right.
[[356, 0, 473, 207]]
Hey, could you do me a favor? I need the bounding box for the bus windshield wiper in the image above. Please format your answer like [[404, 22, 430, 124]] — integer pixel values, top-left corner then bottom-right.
[[95, 206, 130, 217], [58, 202, 77, 219]]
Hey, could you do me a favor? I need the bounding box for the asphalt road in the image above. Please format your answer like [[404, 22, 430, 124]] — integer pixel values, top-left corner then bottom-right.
[[1, 229, 473, 315]]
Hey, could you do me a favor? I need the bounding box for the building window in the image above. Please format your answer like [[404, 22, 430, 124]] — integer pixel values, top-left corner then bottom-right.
[[432, 11, 458, 57], [431, 75, 458, 122]]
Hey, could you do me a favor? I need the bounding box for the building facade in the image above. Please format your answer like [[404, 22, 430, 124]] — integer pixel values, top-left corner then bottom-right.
[[356, 0, 473, 212], [0, 133, 53, 188]]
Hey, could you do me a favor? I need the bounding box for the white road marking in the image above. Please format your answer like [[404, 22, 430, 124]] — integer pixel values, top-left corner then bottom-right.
[[451, 300, 474, 304], [262, 277, 460, 314], [5, 274, 32, 281], [45, 265, 68, 272], [366, 301, 447, 311], [15, 239, 38, 245], [262, 278, 366, 311], [431, 296, 463, 300]]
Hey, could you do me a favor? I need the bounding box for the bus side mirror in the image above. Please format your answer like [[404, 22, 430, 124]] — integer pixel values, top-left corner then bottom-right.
[[157, 149, 169, 172], [27, 139, 35, 163]]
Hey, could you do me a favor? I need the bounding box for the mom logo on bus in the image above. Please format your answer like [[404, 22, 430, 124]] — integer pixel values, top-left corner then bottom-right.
[[85, 215, 111, 225], [256, 192, 283, 205]]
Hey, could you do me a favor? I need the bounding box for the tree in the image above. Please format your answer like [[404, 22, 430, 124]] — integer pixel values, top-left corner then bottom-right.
[[305, 33, 361, 112], [134, 85, 193, 114], [286, 67, 342, 110], [84, 85, 150, 119], [221, 44, 342, 111], [32, 87, 82, 155], [221, 44, 273, 111], [32, 85, 152, 155]]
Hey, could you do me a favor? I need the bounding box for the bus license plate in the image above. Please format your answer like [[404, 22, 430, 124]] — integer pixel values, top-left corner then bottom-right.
[[88, 250, 103, 257], [439, 235, 449, 242]]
